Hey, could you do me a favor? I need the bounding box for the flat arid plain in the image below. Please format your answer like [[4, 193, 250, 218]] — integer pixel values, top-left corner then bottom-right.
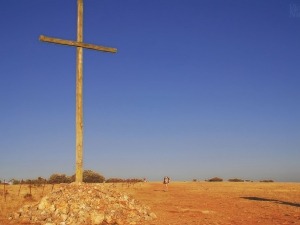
[[1, 182, 299, 225]]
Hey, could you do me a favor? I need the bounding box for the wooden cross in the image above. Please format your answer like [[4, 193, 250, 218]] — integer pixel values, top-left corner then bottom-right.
[[39, 0, 117, 183]]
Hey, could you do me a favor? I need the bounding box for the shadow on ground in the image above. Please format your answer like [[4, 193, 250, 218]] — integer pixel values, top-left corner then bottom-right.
[[241, 197, 300, 208]]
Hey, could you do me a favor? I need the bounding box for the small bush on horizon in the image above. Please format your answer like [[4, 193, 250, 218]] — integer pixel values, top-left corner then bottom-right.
[[228, 178, 244, 182], [208, 177, 223, 182], [106, 178, 143, 183], [260, 179, 274, 183]]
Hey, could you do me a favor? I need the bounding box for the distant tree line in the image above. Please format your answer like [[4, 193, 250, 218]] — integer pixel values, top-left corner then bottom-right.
[[259, 179, 274, 183], [198, 177, 275, 182], [105, 178, 144, 183], [6, 170, 105, 185], [6, 170, 145, 185], [47, 170, 106, 184]]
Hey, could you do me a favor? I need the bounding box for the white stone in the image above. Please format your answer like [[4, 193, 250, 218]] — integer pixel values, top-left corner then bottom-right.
[[91, 212, 105, 225]]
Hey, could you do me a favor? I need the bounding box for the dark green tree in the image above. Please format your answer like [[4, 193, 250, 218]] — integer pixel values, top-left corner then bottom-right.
[[48, 174, 70, 184], [70, 170, 105, 183]]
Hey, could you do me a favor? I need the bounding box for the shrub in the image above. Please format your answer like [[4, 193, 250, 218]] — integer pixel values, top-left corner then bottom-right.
[[79, 170, 105, 183], [260, 179, 274, 183], [29, 177, 47, 186], [125, 178, 143, 183], [106, 178, 143, 183], [106, 178, 124, 183], [208, 177, 223, 182], [48, 174, 71, 184], [83, 170, 104, 183], [12, 179, 21, 185], [24, 193, 33, 199], [228, 178, 244, 182]]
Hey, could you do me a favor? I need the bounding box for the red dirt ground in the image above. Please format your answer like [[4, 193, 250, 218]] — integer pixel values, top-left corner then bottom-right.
[[1, 182, 300, 225]]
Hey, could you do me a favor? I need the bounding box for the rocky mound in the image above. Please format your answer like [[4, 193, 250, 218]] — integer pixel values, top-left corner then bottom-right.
[[9, 183, 156, 225]]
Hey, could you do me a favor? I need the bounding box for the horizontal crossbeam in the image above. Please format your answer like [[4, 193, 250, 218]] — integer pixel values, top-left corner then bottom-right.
[[39, 35, 117, 53]]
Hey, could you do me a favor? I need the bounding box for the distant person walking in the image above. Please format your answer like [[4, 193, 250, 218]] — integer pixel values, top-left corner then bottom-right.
[[163, 176, 170, 191]]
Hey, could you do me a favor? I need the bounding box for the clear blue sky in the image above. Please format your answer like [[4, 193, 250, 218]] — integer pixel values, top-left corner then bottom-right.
[[1, 0, 299, 182]]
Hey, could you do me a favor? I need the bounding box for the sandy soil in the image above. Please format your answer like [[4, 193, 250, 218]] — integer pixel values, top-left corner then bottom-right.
[[1, 182, 300, 225], [129, 182, 300, 225]]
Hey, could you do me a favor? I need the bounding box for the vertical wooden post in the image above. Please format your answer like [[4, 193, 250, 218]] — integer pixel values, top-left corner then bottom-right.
[[41, 179, 46, 197], [3, 180, 6, 202], [29, 180, 32, 195], [76, 0, 84, 183], [18, 180, 23, 196]]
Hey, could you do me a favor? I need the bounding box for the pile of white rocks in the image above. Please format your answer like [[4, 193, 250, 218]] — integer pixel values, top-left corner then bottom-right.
[[10, 183, 156, 225]]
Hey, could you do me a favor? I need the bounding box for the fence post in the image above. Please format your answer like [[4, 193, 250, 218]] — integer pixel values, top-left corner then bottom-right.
[[29, 180, 32, 196], [18, 180, 23, 196], [42, 179, 47, 197], [3, 179, 6, 202]]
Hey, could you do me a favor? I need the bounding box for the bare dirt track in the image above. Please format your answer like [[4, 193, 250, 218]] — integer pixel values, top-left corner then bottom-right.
[[1, 182, 300, 225]]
